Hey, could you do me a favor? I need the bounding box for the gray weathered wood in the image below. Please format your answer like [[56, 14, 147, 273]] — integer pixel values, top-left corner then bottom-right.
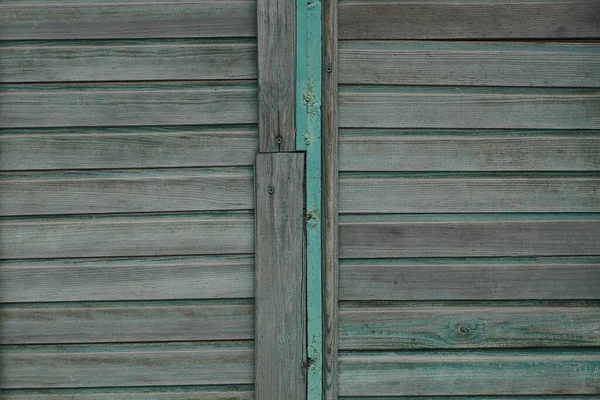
[[339, 88, 600, 129], [255, 153, 306, 399], [338, 350, 600, 396], [0, 83, 257, 128], [0, 256, 254, 303], [1, 342, 254, 388], [339, 1, 600, 39], [0, 127, 258, 171], [339, 217, 600, 258], [0, 213, 253, 259], [0, 168, 254, 216], [339, 132, 600, 172], [1, 302, 253, 344], [339, 305, 600, 349], [257, 0, 295, 151], [339, 42, 600, 87], [340, 261, 600, 301], [0, 40, 257, 83], [323, 0, 339, 396], [0, 1, 256, 40], [2, 387, 254, 400], [339, 176, 600, 213], [0, 256, 253, 303]]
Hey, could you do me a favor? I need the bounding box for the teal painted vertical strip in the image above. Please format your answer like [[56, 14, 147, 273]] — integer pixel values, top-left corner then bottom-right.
[[296, 0, 323, 397]]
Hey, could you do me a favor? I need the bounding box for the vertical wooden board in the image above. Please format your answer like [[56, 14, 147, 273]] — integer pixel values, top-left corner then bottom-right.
[[257, 0, 296, 151], [254, 152, 306, 399]]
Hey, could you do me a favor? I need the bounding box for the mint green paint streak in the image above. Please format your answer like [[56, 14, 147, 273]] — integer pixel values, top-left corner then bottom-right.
[[296, 0, 323, 397]]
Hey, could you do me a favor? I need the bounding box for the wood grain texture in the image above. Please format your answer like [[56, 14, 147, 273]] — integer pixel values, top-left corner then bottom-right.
[[0, 168, 254, 216], [339, 176, 600, 213], [339, 305, 600, 349], [339, 87, 600, 129], [1, 302, 253, 344], [0, 127, 258, 171], [0, 40, 257, 83], [0, 1, 256, 40], [339, 131, 600, 172], [0, 256, 254, 302], [338, 350, 600, 396], [0, 213, 254, 259], [340, 260, 600, 300], [1, 342, 254, 389], [339, 217, 600, 258], [338, 1, 600, 39], [2, 386, 254, 400], [323, 0, 339, 395], [0, 83, 257, 128], [257, 0, 295, 151], [254, 153, 306, 399], [339, 41, 600, 87]]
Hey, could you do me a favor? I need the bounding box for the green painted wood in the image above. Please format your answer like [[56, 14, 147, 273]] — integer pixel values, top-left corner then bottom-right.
[[0, 127, 258, 171], [339, 42, 600, 87], [339, 305, 600, 349], [296, 0, 323, 395], [1, 301, 254, 344], [339, 1, 600, 39], [0, 256, 254, 303], [0, 1, 256, 40], [255, 153, 306, 399], [339, 131, 600, 172], [338, 350, 600, 396], [1, 342, 254, 389], [0, 83, 257, 128], [339, 216, 600, 258], [0, 40, 257, 83], [0, 212, 253, 259], [339, 259, 600, 301], [2, 386, 254, 400], [257, 0, 295, 151], [339, 87, 600, 129], [0, 168, 254, 216], [339, 176, 600, 214]]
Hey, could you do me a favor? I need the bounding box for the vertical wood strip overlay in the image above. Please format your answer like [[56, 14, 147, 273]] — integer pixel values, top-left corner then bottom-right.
[[297, 0, 324, 397], [322, 0, 339, 397], [255, 152, 306, 399], [257, 0, 296, 151]]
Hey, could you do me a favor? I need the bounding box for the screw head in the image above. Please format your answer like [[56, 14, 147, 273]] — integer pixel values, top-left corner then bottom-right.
[[458, 326, 469, 335], [326, 66, 332, 73], [268, 187, 274, 194], [275, 136, 283, 144]]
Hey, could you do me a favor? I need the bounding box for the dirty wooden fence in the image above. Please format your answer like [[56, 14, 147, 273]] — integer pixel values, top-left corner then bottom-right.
[[334, 0, 600, 397], [0, 0, 259, 397]]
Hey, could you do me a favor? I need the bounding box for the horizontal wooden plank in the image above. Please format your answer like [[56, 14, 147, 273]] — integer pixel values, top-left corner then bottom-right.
[[339, 41, 600, 87], [0, 256, 254, 302], [0, 168, 254, 216], [339, 131, 600, 172], [0, 83, 257, 128], [2, 386, 254, 400], [339, 397, 600, 400], [0, 127, 258, 171], [0, 1, 256, 40], [339, 176, 600, 213], [339, 217, 600, 258], [1, 301, 253, 344], [338, 1, 600, 39], [339, 87, 600, 129], [339, 350, 600, 396], [340, 260, 600, 300], [1, 342, 254, 389], [0, 213, 254, 259], [339, 305, 600, 350], [0, 40, 257, 83]]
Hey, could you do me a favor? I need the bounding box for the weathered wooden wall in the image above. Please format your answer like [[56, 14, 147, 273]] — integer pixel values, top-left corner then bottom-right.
[[335, 1, 600, 396], [0, 0, 258, 397]]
